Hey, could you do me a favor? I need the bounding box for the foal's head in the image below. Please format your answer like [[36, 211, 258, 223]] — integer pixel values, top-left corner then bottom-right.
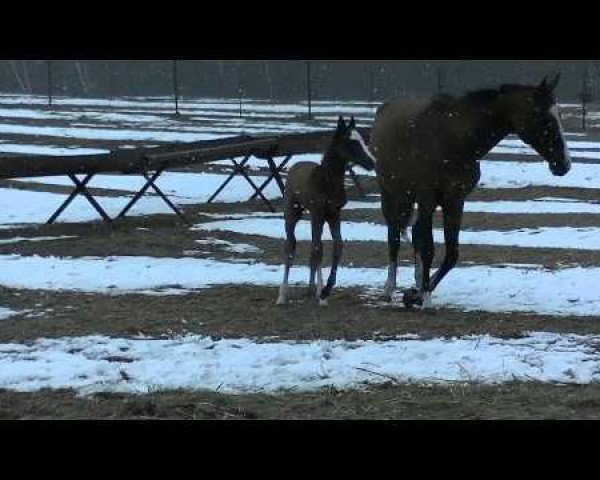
[[503, 74, 571, 176], [331, 115, 376, 171]]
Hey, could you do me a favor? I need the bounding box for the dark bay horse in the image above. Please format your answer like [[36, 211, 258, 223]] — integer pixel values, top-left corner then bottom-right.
[[371, 75, 572, 308], [276, 116, 376, 306]]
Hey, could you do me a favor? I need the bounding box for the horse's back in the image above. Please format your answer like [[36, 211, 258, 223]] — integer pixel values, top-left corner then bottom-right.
[[372, 96, 480, 199], [371, 98, 433, 187], [372, 98, 431, 158]]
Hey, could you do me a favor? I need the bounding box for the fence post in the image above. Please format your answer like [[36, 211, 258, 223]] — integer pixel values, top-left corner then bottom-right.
[[46, 60, 53, 107], [238, 85, 244, 118], [580, 66, 592, 131], [306, 60, 312, 120], [173, 60, 180, 116]]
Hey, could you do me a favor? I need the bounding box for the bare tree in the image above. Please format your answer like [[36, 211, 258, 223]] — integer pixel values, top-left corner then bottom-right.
[[264, 61, 274, 99], [9, 60, 27, 93], [75, 61, 89, 95]]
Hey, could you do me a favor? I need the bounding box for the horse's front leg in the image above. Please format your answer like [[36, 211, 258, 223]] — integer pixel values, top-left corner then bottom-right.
[[319, 210, 343, 306], [308, 214, 325, 301], [381, 189, 401, 301], [404, 201, 435, 309]]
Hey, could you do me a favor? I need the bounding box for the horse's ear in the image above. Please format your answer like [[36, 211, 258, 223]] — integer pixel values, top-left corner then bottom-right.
[[538, 76, 548, 90], [349, 116, 356, 129], [337, 115, 347, 131]]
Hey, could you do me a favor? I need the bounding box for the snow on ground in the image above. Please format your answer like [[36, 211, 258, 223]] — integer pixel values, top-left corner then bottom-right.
[[360, 160, 600, 185], [0, 331, 599, 395], [0, 236, 77, 245], [0, 143, 109, 156], [498, 138, 600, 151], [492, 146, 600, 160], [0, 174, 281, 226], [0, 254, 598, 316], [345, 198, 600, 214], [479, 160, 600, 189], [0, 123, 227, 143], [196, 217, 600, 251], [0, 95, 377, 115], [13, 158, 600, 201], [14, 172, 281, 204], [0, 188, 175, 225], [195, 237, 263, 254], [0, 306, 19, 320]]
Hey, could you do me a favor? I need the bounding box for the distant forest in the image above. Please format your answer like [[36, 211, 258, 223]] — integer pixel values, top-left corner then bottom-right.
[[0, 60, 598, 102]]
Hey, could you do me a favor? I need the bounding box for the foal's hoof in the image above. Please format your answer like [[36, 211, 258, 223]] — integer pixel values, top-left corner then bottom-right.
[[383, 284, 396, 302], [318, 298, 329, 307], [402, 288, 423, 309]]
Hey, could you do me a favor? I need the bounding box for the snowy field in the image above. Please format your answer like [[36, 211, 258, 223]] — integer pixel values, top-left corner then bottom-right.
[[1, 94, 600, 404], [1, 332, 599, 395], [0, 255, 597, 316]]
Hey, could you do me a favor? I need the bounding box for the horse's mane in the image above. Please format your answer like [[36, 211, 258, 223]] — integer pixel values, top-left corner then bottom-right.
[[430, 84, 536, 112]]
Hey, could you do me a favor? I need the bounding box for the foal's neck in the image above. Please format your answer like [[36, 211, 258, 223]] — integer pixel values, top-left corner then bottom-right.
[[320, 147, 347, 182]]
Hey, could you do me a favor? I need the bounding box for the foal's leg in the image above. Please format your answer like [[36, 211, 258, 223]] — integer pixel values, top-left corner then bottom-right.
[[404, 198, 436, 309], [276, 204, 303, 305], [308, 213, 325, 300], [319, 210, 343, 306], [429, 197, 465, 292]]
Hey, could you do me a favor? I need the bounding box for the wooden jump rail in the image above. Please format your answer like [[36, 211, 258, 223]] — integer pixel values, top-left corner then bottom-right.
[[0, 129, 371, 225]]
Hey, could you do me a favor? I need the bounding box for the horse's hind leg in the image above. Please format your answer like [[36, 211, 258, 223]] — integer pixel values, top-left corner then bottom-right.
[[429, 196, 465, 292], [276, 203, 303, 305], [319, 210, 343, 306], [404, 197, 436, 309], [381, 188, 414, 301]]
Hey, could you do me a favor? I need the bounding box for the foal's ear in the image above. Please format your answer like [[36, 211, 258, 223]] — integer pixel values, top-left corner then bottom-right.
[[348, 116, 356, 129], [548, 73, 561, 91], [539, 74, 561, 93], [337, 115, 347, 130]]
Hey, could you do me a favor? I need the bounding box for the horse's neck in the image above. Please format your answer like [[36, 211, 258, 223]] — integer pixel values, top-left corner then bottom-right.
[[446, 99, 512, 161]]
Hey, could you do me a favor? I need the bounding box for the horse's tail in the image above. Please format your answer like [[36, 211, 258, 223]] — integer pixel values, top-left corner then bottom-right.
[[375, 102, 390, 116], [408, 204, 418, 227], [399, 204, 418, 242]]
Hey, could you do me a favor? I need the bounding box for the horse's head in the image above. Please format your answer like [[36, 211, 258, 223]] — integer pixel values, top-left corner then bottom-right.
[[505, 74, 571, 176], [332, 115, 376, 171]]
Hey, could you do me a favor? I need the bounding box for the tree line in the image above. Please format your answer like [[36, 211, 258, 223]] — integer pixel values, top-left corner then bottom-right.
[[0, 60, 598, 102]]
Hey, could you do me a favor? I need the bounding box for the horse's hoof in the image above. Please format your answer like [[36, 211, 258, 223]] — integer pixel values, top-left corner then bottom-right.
[[402, 288, 423, 309], [276, 296, 288, 306], [421, 292, 433, 309], [402, 289, 433, 310], [319, 298, 329, 307]]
